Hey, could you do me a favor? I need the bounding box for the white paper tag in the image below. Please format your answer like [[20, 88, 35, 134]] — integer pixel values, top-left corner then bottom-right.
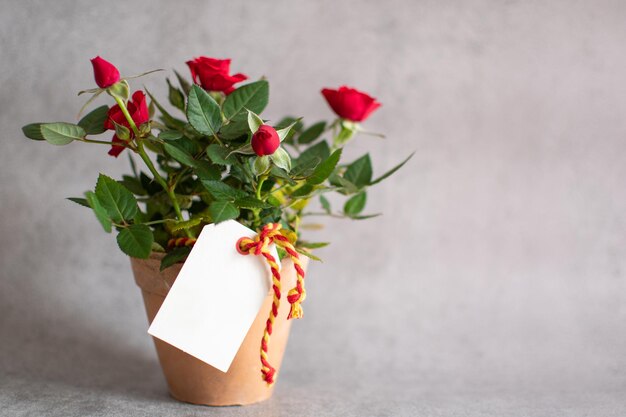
[[148, 220, 278, 372]]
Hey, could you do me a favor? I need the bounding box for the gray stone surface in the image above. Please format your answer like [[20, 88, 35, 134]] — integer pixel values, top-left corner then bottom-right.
[[1, 0, 625, 415]]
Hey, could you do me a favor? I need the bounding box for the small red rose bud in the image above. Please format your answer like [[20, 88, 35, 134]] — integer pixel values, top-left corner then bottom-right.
[[251, 125, 280, 156], [91, 56, 121, 88]]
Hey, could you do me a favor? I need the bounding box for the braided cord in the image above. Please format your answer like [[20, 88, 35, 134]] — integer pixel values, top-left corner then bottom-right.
[[236, 223, 306, 385], [167, 237, 197, 249]]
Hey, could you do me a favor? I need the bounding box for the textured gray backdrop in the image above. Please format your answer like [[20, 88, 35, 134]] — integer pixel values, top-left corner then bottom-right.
[[1, 1, 625, 416]]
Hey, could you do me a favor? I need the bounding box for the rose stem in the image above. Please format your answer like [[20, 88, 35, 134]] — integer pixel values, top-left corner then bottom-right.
[[112, 96, 192, 238]]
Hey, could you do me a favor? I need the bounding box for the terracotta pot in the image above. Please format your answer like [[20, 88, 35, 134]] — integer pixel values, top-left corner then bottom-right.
[[130, 252, 308, 406]]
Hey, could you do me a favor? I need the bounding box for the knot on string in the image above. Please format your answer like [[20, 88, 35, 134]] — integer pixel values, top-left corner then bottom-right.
[[236, 223, 306, 386]]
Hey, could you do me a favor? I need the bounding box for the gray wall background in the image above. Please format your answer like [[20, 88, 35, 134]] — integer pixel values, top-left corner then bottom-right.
[[1, 1, 625, 416]]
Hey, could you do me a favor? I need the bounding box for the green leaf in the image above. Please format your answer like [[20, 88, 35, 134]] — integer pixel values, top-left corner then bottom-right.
[[267, 195, 282, 207], [276, 119, 300, 142], [206, 144, 236, 165], [253, 155, 271, 176], [219, 119, 250, 140], [146, 88, 186, 130], [291, 156, 321, 178], [22, 123, 45, 140], [67, 197, 89, 208], [163, 143, 196, 167], [247, 110, 264, 133], [40, 123, 86, 145], [226, 143, 255, 157], [85, 191, 112, 233], [234, 197, 272, 209], [291, 184, 315, 198], [120, 175, 146, 195], [158, 130, 183, 141], [297, 141, 330, 166], [160, 246, 191, 271], [174, 194, 193, 210], [275, 116, 302, 129], [329, 173, 359, 194], [78, 105, 109, 135], [344, 154, 372, 188], [195, 160, 221, 181], [298, 241, 330, 249], [320, 195, 331, 213], [174, 70, 191, 95], [270, 147, 291, 172], [349, 213, 381, 220], [295, 248, 323, 262], [229, 163, 254, 184], [201, 180, 247, 200], [117, 224, 154, 259], [170, 217, 203, 231], [275, 116, 303, 144], [186, 84, 222, 136], [94, 174, 138, 222], [148, 100, 156, 118], [307, 148, 342, 185], [344, 191, 367, 216], [270, 166, 297, 185], [370, 152, 414, 185], [128, 153, 138, 177], [174, 136, 200, 154], [167, 78, 185, 112], [223, 80, 269, 122], [140, 172, 161, 195], [209, 200, 240, 223], [298, 121, 326, 144]]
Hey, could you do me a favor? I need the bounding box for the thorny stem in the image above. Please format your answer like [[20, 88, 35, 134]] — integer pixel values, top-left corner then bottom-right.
[[252, 174, 269, 228], [76, 137, 135, 149], [256, 174, 268, 201], [136, 142, 192, 237], [112, 96, 141, 137], [113, 96, 192, 238]]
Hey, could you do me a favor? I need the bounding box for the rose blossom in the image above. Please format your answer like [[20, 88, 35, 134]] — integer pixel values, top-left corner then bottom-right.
[[321, 86, 381, 122], [186, 57, 247, 94]]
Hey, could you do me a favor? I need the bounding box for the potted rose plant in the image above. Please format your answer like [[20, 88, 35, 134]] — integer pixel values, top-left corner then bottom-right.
[[22, 56, 411, 406]]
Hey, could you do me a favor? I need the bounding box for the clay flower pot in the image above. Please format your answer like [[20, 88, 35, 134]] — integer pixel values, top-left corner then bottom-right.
[[130, 253, 308, 406]]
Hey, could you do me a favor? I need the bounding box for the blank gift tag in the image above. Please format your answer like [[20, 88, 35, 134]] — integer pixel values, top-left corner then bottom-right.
[[148, 220, 278, 372]]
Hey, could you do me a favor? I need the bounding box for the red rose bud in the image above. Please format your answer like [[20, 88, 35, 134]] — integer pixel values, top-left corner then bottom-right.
[[251, 125, 280, 156], [91, 56, 121, 88], [105, 91, 149, 157], [186, 56, 247, 94], [321, 86, 381, 122]]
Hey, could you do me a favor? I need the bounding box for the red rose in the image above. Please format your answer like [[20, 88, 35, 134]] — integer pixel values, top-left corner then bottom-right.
[[321, 86, 381, 122], [251, 125, 280, 156], [186, 57, 247, 94], [90, 56, 120, 89], [104, 91, 149, 157]]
